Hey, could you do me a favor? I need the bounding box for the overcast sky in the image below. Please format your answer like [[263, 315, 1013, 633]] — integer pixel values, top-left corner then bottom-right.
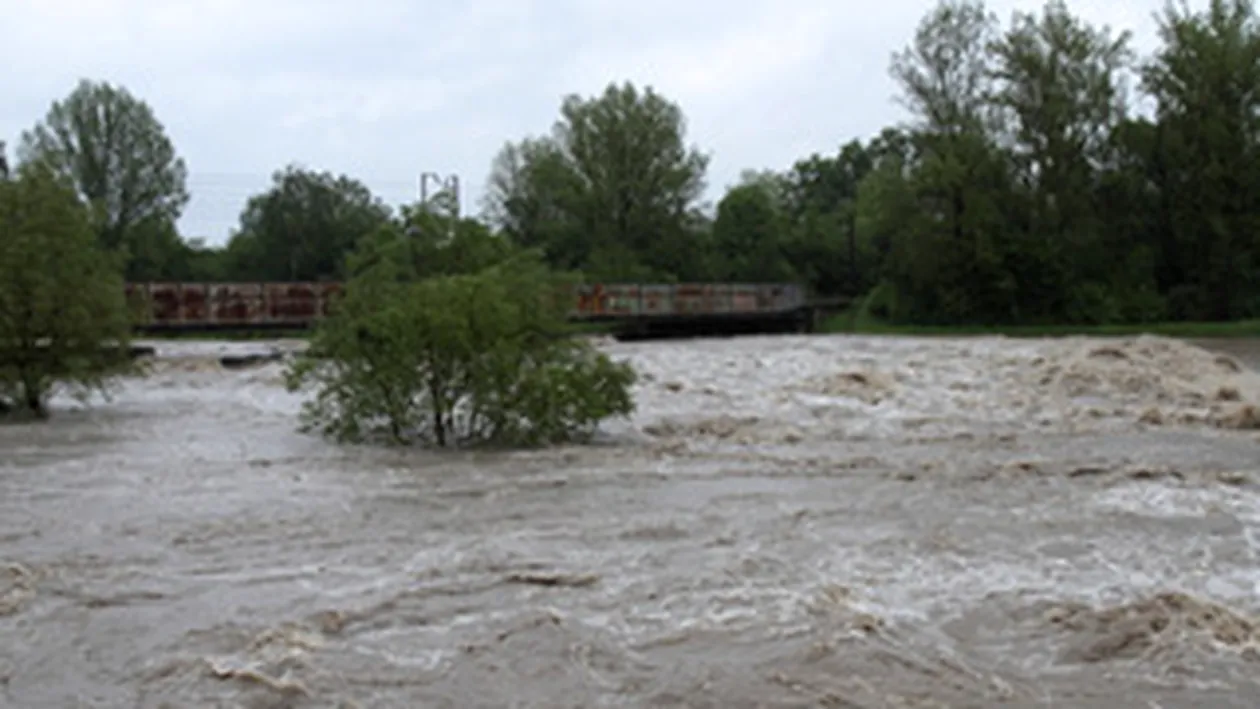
[[3, 0, 1163, 245]]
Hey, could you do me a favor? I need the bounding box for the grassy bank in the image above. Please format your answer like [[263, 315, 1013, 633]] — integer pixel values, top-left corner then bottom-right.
[[819, 310, 1260, 339]]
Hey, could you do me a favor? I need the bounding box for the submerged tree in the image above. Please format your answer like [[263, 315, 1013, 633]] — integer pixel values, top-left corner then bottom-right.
[[0, 161, 134, 418], [284, 230, 636, 447]]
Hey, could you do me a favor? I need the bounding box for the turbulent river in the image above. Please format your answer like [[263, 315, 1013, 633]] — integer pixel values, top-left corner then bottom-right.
[[2, 334, 1260, 708]]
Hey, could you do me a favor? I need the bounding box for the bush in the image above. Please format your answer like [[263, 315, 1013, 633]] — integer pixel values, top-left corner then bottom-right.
[[284, 233, 636, 447], [0, 162, 135, 418]]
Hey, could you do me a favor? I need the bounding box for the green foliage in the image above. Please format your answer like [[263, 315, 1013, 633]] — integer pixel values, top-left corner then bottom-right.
[[843, 0, 1260, 326], [396, 203, 518, 279], [779, 140, 881, 296], [711, 183, 797, 282], [483, 81, 711, 281], [19, 79, 189, 261], [284, 233, 636, 448], [0, 162, 135, 418], [892, 0, 1000, 136], [1139, 0, 1260, 320], [866, 0, 1020, 325], [224, 165, 392, 281]]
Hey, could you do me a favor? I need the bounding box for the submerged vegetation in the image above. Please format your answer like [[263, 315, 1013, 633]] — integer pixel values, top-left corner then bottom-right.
[[0, 162, 134, 418], [284, 229, 636, 447]]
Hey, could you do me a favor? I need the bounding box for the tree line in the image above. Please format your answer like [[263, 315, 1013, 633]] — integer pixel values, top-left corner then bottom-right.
[[6, 0, 1260, 327]]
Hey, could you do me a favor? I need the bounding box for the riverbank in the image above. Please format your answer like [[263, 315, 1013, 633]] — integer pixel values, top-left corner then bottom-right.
[[819, 311, 1260, 339]]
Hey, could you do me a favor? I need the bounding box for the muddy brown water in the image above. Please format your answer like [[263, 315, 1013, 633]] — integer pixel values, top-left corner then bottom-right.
[[2, 334, 1259, 708]]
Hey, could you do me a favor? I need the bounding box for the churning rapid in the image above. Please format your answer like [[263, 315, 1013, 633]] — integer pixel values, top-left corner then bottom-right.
[[2, 334, 1259, 708]]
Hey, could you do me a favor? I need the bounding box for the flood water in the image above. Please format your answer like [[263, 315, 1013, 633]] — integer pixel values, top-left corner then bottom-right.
[[2, 334, 1259, 708]]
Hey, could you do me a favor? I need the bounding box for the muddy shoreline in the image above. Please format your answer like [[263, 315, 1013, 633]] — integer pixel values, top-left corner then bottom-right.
[[1, 334, 1258, 708]]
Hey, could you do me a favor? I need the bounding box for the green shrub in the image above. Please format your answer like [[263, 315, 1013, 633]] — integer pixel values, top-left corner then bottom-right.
[[284, 235, 636, 447], [0, 162, 134, 418]]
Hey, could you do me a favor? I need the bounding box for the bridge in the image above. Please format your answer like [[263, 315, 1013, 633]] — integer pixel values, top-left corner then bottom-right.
[[126, 282, 847, 340]]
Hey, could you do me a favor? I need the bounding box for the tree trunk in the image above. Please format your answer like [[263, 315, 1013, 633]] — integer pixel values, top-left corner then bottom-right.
[[23, 378, 47, 419], [847, 211, 858, 295]]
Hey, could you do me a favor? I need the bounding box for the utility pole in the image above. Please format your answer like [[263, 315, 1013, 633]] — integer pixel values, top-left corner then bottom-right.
[[418, 172, 460, 218], [418, 172, 460, 240]]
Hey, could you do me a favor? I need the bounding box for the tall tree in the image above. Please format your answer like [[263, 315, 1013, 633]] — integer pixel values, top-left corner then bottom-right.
[[989, 0, 1136, 322], [876, 0, 1017, 324], [893, 0, 1001, 137], [224, 165, 392, 281], [482, 137, 580, 255], [1142, 0, 1260, 320], [484, 81, 710, 281], [18, 80, 189, 259]]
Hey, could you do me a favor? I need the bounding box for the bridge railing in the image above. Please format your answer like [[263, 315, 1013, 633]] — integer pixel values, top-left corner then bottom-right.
[[572, 283, 805, 320], [125, 282, 809, 330]]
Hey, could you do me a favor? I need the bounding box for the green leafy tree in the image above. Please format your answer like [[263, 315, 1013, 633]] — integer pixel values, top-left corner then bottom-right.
[[19, 79, 190, 278], [397, 201, 518, 279], [0, 162, 134, 418], [893, 0, 1001, 137], [484, 81, 710, 281], [120, 218, 197, 281], [989, 0, 1136, 323], [735, 169, 792, 208], [1095, 117, 1169, 322], [853, 154, 918, 317], [163, 237, 232, 281], [224, 165, 392, 281], [869, 0, 1019, 324], [284, 231, 636, 447], [711, 183, 796, 282], [780, 140, 878, 296], [1141, 0, 1260, 320], [482, 137, 580, 256]]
